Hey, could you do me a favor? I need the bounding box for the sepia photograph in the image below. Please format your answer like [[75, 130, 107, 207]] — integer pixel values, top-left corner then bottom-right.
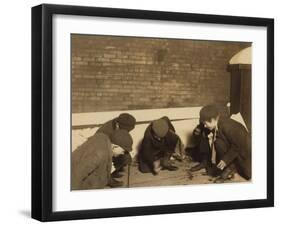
[[71, 34, 252, 190], [31, 4, 274, 221]]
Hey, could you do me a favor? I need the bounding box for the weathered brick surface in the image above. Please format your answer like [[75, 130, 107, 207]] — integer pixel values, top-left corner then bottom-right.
[[72, 34, 250, 113]]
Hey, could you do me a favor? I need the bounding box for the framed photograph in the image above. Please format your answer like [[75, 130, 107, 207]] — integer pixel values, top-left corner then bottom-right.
[[32, 4, 274, 221]]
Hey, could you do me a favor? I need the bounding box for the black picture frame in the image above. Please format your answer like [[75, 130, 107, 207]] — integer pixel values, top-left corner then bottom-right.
[[32, 3, 274, 222]]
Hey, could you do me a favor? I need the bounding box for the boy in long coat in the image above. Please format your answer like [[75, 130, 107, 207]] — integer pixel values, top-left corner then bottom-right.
[[138, 116, 179, 175], [72, 130, 133, 190], [199, 105, 251, 182], [96, 113, 136, 178]]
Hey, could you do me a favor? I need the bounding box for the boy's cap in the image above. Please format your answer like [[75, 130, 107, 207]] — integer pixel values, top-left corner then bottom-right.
[[110, 129, 133, 152], [116, 113, 136, 131], [152, 118, 169, 138], [199, 105, 219, 122]]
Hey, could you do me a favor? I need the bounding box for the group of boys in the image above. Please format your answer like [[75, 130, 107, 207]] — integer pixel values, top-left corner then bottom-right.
[[71, 105, 251, 190]]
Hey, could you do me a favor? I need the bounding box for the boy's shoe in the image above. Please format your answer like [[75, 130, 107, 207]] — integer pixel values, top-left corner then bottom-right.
[[213, 165, 235, 183], [190, 162, 206, 172], [206, 164, 221, 177], [108, 178, 123, 188], [111, 171, 123, 178], [162, 164, 178, 171]]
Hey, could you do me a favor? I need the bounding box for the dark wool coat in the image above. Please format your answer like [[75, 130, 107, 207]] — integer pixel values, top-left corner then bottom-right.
[[138, 116, 178, 173], [71, 133, 112, 190], [215, 118, 251, 179]]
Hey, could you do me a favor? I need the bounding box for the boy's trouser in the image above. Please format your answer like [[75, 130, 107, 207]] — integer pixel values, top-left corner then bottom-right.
[[112, 152, 132, 172], [138, 158, 159, 173], [235, 156, 251, 180], [215, 138, 251, 180], [138, 133, 179, 174]]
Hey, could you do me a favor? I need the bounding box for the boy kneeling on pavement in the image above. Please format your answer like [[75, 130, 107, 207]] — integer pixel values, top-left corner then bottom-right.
[[138, 116, 180, 175], [190, 105, 251, 183], [95, 113, 136, 179], [71, 129, 133, 190]]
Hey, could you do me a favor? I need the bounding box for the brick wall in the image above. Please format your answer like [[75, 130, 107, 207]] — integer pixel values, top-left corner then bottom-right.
[[72, 34, 250, 113]]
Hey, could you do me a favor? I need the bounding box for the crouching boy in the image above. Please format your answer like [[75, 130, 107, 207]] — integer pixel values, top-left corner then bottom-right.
[[71, 129, 133, 190], [138, 116, 180, 175], [96, 113, 136, 179], [199, 105, 251, 182]]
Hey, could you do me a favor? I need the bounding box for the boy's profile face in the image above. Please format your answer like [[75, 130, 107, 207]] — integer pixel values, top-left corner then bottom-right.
[[112, 145, 125, 157], [203, 117, 218, 130]]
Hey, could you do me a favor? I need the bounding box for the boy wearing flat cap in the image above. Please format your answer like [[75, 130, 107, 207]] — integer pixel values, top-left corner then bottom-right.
[[96, 113, 136, 178], [72, 129, 133, 190], [197, 105, 251, 182], [138, 116, 180, 175], [97, 113, 136, 136]]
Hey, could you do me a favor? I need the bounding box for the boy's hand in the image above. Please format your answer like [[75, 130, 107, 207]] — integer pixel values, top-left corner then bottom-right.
[[217, 160, 226, 170]]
